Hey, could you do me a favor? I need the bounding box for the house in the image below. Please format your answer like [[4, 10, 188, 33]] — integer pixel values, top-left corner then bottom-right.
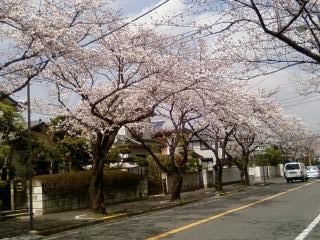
[[187, 137, 218, 170], [0, 92, 18, 110], [109, 126, 153, 173], [29, 120, 50, 144]]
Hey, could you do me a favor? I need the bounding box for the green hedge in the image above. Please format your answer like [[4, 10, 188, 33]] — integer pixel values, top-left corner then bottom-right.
[[35, 170, 143, 196], [104, 170, 142, 190]]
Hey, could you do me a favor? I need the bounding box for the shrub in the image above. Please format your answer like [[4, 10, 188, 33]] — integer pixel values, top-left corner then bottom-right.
[[34, 170, 142, 197], [35, 171, 91, 197], [103, 170, 142, 191]]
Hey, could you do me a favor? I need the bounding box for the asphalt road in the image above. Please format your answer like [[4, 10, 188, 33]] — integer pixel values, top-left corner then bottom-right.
[[43, 179, 320, 240]]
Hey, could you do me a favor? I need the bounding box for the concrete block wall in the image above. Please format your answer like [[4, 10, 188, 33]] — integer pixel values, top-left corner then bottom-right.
[[164, 167, 241, 194], [249, 165, 282, 182], [182, 171, 203, 192], [207, 167, 241, 187], [267, 166, 278, 178], [104, 179, 148, 204], [222, 167, 241, 183], [30, 179, 148, 215], [206, 170, 214, 188], [165, 171, 202, 194]]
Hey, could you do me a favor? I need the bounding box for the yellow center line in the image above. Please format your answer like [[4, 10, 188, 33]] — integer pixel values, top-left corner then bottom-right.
[[146, 180, 320, 240]]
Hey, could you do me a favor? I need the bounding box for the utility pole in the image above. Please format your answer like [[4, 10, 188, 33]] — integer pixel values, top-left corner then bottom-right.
[[27, 83, 34, 230]]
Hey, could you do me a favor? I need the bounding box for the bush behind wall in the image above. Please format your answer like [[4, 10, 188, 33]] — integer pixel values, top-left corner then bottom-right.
[[35, 170, 143, 199]]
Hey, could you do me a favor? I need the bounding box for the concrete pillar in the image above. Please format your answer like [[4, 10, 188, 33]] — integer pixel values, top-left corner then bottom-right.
[[279, 164, 284, 177], [202, 168, 208, 189], [27, 180, 44, 216]]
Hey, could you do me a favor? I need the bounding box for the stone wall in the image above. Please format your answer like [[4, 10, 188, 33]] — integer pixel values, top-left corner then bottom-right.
[[31, 179, 148, 216]]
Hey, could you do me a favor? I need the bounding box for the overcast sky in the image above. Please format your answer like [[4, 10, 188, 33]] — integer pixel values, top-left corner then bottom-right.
[[17, 0, 320, 134], [117, 0, 320, 134]]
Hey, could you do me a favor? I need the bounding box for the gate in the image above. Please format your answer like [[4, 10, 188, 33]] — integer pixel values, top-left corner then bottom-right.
[[12, 179, 27, 210]]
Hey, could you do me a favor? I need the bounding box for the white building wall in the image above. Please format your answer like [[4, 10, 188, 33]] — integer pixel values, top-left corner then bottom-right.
[[191, 141, 217, 169]]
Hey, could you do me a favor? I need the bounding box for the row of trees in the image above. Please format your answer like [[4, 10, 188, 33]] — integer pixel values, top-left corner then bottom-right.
[[130, 80, 314, 196], [1, 0, 319, 213]]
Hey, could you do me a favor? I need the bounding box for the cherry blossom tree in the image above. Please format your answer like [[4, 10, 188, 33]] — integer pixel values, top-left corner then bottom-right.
[[227, 0, 320, 65], [272, 114, 309, 161], [127, 43, 221, 201], [40, 24, 210, 211], [195, 122, 236, 191], [129, 89, 207, 201], [299, 135, 320, 165], [228, 125, 259, 185], [0, 0, 118, 97], [191, 0, 320, 90], [191, 80, 246, 191], [225, 91, 311, 185]]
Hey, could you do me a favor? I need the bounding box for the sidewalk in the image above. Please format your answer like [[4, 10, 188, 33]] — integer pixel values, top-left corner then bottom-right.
[[0, 178, 283, 239]]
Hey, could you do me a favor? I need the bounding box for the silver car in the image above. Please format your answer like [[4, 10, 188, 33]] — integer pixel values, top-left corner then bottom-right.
[[305, 166, 320, 178]]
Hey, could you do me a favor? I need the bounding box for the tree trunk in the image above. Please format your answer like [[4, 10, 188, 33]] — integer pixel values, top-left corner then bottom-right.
[[214, 163, 223, 191], [88, 130, 118, 214], [170, 172, 183, 201], [90, 156, 106, 213], [240, 165, 250, 186]]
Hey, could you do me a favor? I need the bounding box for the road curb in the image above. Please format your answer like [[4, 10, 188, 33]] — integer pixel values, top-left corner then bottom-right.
[[31, 213, 126, 236], [32, 200, 199, 236]]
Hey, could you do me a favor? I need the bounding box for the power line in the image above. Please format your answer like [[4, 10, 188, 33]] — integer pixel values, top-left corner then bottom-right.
[[82, 0, 172, 47]]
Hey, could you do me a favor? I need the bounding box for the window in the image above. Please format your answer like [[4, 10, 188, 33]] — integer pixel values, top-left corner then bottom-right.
[[285, 164, 300, 170]]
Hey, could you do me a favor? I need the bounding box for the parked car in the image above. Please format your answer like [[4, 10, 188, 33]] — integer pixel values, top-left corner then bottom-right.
[[305, 166, 320, 179], [284, 162, 308, 183]]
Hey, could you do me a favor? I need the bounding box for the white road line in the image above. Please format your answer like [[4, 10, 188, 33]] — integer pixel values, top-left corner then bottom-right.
[[295, 213, 320, 240]]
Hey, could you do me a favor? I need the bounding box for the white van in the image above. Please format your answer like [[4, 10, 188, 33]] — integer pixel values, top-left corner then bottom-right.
[[284, 162, 308, 183]]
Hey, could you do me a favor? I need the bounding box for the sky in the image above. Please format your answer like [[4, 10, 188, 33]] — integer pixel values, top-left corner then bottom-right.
[[14, 0, 320, 134], [116, 0, 320, 134]]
